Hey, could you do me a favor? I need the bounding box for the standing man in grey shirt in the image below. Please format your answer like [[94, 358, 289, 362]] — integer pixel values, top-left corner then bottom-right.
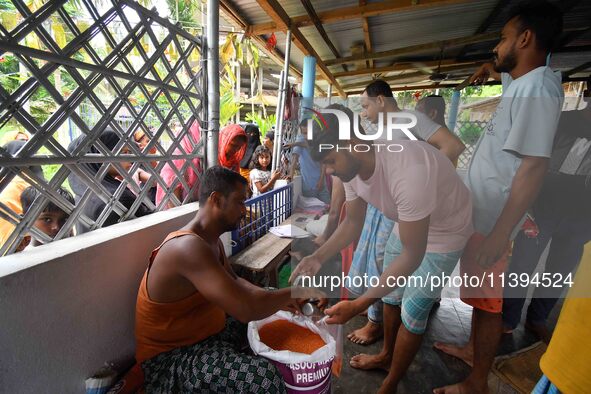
[[434, 2, 564, 393]]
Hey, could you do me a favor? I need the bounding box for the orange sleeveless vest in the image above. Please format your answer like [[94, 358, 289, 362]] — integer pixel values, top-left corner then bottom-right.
[[135, 230, 226, 363]]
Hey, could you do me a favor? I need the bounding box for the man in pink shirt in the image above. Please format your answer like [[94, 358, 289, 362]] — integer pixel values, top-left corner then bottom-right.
[[291, 104, 473, 393]]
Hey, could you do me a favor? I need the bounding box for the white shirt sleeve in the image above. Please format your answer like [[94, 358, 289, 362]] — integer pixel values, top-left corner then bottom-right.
[[343, 181, 358, 201], [503, 85, 562, 158], [249, 169, 258, 183], [409, 110, 442, 142]]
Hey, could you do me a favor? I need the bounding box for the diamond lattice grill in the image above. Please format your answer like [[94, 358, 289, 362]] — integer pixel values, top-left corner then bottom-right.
[[0, 0, 206, 255]]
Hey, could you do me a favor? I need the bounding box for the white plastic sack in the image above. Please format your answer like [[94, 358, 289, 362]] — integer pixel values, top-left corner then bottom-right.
[[248, 311, 336, 393]]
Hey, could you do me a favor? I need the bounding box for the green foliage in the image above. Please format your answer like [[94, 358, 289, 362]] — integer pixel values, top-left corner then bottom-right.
[[42, 165, 72, 193], [247, 40, 259, 70], [165, 0, 199, 25], [217, 34, 264, 127], [28, 86, 56, 125], [63, 1, 84, 17], [0, 52, 18, 73], [220, 33, 237, 65], [0, 54, 20, 94], [477, 85, 503, 97], [0, 0, 15, 11], [457, 122, 484, 145], [220, 80, 242, 126], [395, 85, 502, 108], [245, 112, 276, 137]]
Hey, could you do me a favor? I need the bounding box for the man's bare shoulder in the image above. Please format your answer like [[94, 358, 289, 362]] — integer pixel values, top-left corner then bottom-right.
[[157, 232, 219, 270]]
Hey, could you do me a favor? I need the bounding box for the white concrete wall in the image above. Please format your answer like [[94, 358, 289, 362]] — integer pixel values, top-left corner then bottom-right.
[[0, 203, 199, 393], [0, 180, 302, 393]]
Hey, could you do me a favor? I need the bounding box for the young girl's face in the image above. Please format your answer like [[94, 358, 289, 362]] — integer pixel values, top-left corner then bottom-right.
[[258, 152, 271, 169]]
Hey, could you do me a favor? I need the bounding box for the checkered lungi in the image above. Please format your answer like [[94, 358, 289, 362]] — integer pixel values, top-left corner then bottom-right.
[[142, 318, 286, 393]]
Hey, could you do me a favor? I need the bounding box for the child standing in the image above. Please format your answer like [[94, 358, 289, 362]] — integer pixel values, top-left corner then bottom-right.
[[249, 145, 281, 197]]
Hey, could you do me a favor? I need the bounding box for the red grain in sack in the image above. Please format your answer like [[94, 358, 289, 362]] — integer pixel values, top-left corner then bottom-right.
[[259, 320, 325, 355]]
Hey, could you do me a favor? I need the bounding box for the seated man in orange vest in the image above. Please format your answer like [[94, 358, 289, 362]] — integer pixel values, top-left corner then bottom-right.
[[135, 166, 310, 393]]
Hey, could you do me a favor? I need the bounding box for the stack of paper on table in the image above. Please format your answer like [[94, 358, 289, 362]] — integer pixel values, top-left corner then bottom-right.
[[269, 225, 310, 239], [297, 195, 327, 209]]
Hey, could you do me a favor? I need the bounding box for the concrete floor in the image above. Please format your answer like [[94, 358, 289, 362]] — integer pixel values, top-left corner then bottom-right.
[[331, 293, 561, 394], [289, 214, 562, 393]]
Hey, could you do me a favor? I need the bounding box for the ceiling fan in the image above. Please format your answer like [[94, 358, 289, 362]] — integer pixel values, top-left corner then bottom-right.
[[428, 47, 449, 83]]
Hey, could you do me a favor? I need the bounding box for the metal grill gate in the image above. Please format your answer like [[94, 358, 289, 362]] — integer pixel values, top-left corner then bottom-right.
[[0, 0, 206, 255]]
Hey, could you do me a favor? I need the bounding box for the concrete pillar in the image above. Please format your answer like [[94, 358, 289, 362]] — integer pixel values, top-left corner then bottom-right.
[[206, 0, 220, 168], [300, 56, 316, 120], [447, 90, 461, 133]]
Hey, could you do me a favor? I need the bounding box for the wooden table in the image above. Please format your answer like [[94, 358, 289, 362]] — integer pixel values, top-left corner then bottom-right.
[[230, 213, 317, 287]]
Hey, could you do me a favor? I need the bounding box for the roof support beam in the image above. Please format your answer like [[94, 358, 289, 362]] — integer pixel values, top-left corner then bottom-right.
[[360, 0, 373, 69], [459, 0, 585, 60], [558, 26, 591, 48], [250, 0, 473, 35], [343, 73, 591, 95], [219, 0, 300, 78], [344, 81, 501, 95], [255, 0, 347, 98], [325, 32, 498, 67], [341, 63, 483, 90], [564, 61, 591, 77], [219, 0, 327, 95], [333, 59, 474, 78], [456, 0, 512, 60], [299, 0, 348, 72], [557, 44, 591, 53]]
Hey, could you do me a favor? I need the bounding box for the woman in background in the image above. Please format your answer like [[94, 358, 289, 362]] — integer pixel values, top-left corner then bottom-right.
[[218, 124, 247, 172], [239, 124, 261, 183], [156, 121, 202, 209]]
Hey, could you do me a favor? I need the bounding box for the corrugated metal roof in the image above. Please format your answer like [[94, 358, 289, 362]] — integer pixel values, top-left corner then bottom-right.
[[367, 0, 498, 53], [277, 0, 361, 16], [222, 0, 591, 93], [273, 30, 306, 75], [300, 21, 365, 61], [552, 51, 591, 70], [484, 0, 591, 32], [226, 0, 273, 24]]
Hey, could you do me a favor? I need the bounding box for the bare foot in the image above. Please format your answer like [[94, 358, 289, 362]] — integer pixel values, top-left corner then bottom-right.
[[433, 379, 489, 394], [347, 321, 383, 345], [350, 353, 391, 371], [433, 342, 473, 367], [525, 320, 552, 344]]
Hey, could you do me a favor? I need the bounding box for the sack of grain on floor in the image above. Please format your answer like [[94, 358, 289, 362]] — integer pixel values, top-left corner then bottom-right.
[[248, 311, 337, 393]]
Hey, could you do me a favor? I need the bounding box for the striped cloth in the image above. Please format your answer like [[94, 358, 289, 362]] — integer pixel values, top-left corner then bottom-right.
[[346, 204, 395, 322], [142, 318, 286, 394], [382, 233, 462, 335], [533, 375, 561, 394]]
